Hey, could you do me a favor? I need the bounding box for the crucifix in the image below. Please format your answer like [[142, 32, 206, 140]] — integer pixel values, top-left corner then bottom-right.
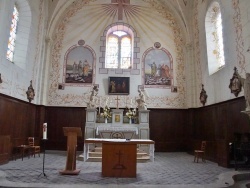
[[111, 0, 130, 20], [115, 96, 120, 109], [113, 150, 126, 170]]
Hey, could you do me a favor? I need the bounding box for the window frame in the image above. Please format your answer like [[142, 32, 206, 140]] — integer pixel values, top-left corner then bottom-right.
[[105, 29, 133, 69], [6, 4, 19, 63], [205, 1, 225, 75]]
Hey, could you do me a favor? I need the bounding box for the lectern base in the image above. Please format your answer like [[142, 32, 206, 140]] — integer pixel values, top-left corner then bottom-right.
[[59, 169, 81, 175]]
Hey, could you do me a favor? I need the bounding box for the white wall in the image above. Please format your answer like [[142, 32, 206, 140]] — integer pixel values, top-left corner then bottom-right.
[[46, 0, 187, 108], [0, 0, 45, 104], [191, 0, 250, 107], [1, 0, 249, 109]]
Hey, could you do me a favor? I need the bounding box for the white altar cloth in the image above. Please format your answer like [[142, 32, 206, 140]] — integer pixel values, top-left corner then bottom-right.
[[96, 126, 138, 135]]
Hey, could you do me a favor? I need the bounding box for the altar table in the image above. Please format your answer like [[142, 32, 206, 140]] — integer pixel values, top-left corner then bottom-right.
[[84, 138, 155, 177], [84, 138, 155, 162], [96, 126, 138, 135]]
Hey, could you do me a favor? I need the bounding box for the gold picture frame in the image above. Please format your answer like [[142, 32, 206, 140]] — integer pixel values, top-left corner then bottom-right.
[[115, 115, 120, 122]]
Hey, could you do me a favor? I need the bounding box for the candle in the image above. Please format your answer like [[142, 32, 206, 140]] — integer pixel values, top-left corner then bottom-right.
[[43, 123, 47, 139], [99, 97, 101, 114]]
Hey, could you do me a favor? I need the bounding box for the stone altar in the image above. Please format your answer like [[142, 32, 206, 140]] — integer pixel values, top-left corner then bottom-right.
[[84, 108, 150, 155]]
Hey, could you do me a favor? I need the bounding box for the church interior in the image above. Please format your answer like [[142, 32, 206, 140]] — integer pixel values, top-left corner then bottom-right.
[[0, 0, 250, 187]]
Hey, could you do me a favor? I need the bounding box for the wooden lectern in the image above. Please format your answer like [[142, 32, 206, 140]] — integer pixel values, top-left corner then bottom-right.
[[59, 127, 82, 175]]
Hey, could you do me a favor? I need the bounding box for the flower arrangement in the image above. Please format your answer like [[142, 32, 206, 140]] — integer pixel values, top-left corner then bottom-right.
[[100, 105, 112, 119], [126, 108, 136, 119]]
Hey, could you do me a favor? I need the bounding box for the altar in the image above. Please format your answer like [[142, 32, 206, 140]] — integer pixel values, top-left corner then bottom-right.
[[84, 107, 151, 161], [84, 138, 155, 177], [96, 125, 138, 139]]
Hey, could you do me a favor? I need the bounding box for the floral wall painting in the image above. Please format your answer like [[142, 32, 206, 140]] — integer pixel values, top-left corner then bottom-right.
[[64, 44, 95, 85], [142, 47, 173, 88]]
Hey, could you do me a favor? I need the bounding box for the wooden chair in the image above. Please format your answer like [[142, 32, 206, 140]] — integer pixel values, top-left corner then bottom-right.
[[194, 141, 206, 163], [28, 137, 40, 157]]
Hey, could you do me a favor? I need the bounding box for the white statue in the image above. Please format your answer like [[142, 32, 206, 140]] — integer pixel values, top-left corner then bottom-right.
[[136, 88, 148, 110], [236, 71, 250, 111], [86, 85, 98, 108]]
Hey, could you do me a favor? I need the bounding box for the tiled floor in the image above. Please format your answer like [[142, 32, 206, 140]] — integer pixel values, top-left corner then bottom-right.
[[0, 151, 249, 188]]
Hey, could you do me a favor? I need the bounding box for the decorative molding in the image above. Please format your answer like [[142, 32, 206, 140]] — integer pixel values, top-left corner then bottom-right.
[[194, 0, 202, 92], [232, 0, 246, 73]]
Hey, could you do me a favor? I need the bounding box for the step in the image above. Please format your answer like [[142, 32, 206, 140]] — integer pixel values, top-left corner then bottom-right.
[[87, 156, 150, 163], [137, 152, 148, 157], [92, 147, 102, 152], [89, 151, 102, 157], [89, 151, 148, 158], [86, 156, 102, 162]]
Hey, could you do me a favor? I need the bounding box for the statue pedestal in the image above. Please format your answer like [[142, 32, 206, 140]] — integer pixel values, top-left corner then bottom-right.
[[138, 110, 150, 124], [86, 108, 97, 123]]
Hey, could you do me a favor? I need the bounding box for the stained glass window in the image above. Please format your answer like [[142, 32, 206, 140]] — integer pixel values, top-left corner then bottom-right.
[[120, 37, 131, 69], [6, 5, 19, 62], [106, 31, 132, 69], [106, 36, 119, 68]]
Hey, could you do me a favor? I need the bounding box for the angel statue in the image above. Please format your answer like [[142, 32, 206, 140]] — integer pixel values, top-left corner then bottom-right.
[[85, 85, 99, 108], [136, 88, 148, 110]]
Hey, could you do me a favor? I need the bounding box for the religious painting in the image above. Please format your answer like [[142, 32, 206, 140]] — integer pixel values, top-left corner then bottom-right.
[[143, 47, 173, 88], [64, 45, 95, 85], [115, 115, 120, 122], [108, 77, 130, 95]]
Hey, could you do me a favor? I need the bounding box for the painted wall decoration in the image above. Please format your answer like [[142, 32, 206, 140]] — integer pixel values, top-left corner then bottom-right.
[[63, 44, 95, 85], [142, 47, 173, 88]]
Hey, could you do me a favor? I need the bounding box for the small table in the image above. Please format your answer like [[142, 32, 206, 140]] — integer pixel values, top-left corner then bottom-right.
[[15, 145, 32, 160]]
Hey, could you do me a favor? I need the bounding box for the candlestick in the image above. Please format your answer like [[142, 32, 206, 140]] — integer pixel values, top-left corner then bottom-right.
[[99, 97, 101, 114], [43, 123, 47, 139]]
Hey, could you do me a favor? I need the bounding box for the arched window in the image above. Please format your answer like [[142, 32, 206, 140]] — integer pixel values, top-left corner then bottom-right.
[[205, 2, 225, 75], [6, 4, 19, 62], [105, 27, 133, 69], [5, 0, 31, 69]]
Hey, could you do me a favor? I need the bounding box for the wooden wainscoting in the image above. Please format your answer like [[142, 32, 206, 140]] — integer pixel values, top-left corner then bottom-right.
[[0, 135, 11, 164]]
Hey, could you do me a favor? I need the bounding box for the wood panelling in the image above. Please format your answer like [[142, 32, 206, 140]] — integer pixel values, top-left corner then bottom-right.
[[188, 97, 250, 167], [45, 107, 86, 151], [0, 93, 249, 167], [149, 109, 188, 152], [0, 135, 11, 164], [0, 94, 38, 161]]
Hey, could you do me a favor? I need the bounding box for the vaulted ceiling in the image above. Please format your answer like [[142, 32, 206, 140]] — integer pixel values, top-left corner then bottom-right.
[[47, 0, 195, 43]]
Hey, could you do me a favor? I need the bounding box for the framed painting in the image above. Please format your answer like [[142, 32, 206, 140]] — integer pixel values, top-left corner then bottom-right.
[[143, 48, 173, 88], [108, 77, 130, 95], [115, 115, 120, 122], [64, 45, 95, 84]]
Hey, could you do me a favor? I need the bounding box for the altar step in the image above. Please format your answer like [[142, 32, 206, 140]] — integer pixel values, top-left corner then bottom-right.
[[86, 147, 150, 162]]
